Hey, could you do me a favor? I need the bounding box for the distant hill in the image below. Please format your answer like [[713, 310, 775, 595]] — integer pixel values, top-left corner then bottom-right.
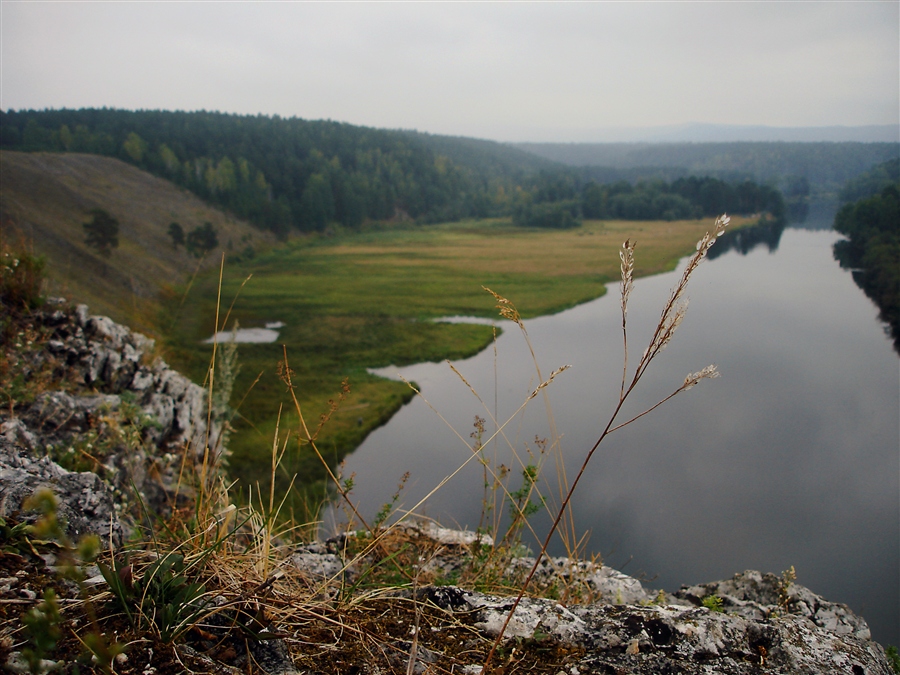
[[512, 141, 900, 194], [0, 150, 274, 335], [0, 109, 557, 236]]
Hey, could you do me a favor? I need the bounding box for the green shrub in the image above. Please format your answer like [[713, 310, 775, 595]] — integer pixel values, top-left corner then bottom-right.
[[83, 208, 120, 258], [1, 243, 45, 311]]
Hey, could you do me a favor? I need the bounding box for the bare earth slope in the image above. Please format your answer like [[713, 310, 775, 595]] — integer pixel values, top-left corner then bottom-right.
[[0, 150, 273, 335]]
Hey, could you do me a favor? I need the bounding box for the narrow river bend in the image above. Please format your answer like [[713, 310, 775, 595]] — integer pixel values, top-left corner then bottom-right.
[[327, 205, 900, 645]]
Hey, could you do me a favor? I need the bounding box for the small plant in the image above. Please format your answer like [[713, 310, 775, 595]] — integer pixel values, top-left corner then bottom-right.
[[885, 645, 900, 674], [506, 464, 544, 535], [112, 552, 208, 642], [21, 589, 62, 674], [0, 515, 36, 555], [702, 594, 725, 613], [15, 488, 121, 672], [778, 565, 797, 611], [373, 471, 410, 531]]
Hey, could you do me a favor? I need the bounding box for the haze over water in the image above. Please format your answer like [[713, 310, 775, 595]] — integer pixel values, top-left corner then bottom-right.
[[329, 206, 900, 645]]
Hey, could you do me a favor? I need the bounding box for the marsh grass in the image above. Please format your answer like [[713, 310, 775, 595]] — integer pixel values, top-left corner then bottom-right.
[[164, 215, 755, 523]]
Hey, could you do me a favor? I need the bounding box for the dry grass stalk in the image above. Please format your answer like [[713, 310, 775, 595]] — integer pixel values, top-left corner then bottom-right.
[[479, 214, 732, 672]]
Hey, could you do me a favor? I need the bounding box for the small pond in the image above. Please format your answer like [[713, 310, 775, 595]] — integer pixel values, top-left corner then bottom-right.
[[204, 321, 285, 344]]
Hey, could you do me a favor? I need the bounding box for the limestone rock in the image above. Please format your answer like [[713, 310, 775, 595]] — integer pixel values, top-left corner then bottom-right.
[[0, 418, 125, 546], [0, 303, 222, 544], [675, 569, 872, 640], [368, 522, 891, 674], [422, 579, 891, 674]]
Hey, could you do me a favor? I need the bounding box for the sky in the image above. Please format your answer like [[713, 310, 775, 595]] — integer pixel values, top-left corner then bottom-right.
[[1, 1, 898, 143]]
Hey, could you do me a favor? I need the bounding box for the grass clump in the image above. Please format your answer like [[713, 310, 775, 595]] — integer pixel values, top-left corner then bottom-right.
[[0, 240, 45, 314], [885, 645, 900, 674], [701, 595, 725, 613]]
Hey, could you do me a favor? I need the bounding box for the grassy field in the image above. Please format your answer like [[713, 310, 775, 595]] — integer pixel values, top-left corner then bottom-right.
[[164, 214, 756, 511]]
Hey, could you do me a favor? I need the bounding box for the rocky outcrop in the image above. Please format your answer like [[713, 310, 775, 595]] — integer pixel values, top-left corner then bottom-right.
[[417, 571, 891, 674], [292, 524, 894, 674], [0, 300, 221, 544]]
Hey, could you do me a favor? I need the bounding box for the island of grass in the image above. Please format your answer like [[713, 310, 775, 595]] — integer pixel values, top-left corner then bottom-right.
[[162, 215, 757, 512]]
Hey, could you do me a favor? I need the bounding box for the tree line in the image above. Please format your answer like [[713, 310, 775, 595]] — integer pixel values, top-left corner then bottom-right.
[[511, 171, 785, 229], [1, 108, 784, 235], [832, 161, 900, 351]]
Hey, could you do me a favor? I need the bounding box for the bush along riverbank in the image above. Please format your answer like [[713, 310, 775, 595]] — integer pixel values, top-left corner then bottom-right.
[[1, 245, 897, 673]]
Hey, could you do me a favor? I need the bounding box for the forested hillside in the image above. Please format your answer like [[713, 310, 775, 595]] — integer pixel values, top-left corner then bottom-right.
[[0, 109, 555, 236], [838, 158, 900, 203]]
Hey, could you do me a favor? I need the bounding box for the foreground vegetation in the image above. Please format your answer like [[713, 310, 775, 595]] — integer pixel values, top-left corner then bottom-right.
[[163, 214, 757, 510]]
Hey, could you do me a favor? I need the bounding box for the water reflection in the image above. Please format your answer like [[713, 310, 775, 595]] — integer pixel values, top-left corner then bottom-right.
[[707, 218, 785, 259], [707, 199, 839, 260], [831, 195, 900, 352]]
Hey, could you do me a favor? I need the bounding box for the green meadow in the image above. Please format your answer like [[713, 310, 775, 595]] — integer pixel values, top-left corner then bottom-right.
[[163, 215, 754, 510]]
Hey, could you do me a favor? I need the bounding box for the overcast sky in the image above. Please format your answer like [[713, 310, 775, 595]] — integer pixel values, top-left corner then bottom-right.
[[1, 1, 897, 142]]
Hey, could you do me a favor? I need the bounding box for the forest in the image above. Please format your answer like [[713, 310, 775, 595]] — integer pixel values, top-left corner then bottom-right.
[[2, 109, 784, 236], [832, 159, 900, 350]]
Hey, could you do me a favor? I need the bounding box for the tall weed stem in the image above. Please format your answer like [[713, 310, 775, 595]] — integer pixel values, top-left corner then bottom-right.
[[481, 215, 730, 672]]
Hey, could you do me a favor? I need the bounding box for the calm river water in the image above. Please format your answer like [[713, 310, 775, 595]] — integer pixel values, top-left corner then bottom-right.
[[327, 204, 900, 645]]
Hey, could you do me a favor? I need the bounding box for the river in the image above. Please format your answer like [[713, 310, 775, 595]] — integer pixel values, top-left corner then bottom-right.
[[325, 203, 900, 645]]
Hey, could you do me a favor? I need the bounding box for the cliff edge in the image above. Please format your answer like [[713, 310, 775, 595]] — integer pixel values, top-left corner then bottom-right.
[[1, 302, 894, 674]]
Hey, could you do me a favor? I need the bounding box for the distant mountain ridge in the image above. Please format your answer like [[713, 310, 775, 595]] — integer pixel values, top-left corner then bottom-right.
[[512, 141, 900, 193], [523, 123, 900, 144]]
